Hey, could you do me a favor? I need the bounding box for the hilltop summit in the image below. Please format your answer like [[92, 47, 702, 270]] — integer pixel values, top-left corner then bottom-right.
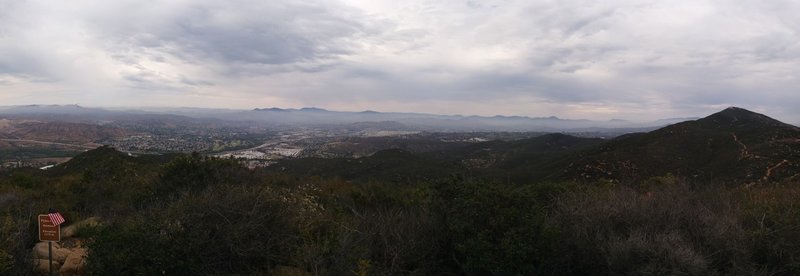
[[698, 107, 794, 129], [556, 107, 800, 184]]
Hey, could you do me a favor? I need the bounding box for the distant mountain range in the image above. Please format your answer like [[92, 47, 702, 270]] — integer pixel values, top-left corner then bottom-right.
[[26, 106, 800, 185], [0, 104, 698, 132], [272, 107, 800, 185]]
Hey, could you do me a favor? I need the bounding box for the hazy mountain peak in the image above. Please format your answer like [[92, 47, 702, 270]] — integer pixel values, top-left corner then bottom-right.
[[553, 107, 800, 184], [700, 107, 787, 128], [299, 107, 328, 112], [253, 107, 288, 112]]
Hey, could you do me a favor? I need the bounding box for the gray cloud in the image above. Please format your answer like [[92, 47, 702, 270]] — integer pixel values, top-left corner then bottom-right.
[[90, 1, 368, 67], [0, 0, 799, 122]]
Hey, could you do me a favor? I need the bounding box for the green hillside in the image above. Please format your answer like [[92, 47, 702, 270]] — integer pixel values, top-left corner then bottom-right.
[[1, 108, 799, 275], [555, 107, 800, 184]]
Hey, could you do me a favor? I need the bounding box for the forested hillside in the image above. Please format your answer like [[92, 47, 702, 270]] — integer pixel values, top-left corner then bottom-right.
[[1, 108, 799, 275], [1, 145, 799, 275]]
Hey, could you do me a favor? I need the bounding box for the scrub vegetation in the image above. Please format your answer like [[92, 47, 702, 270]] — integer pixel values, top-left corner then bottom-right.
[[2, 148, 799, 275]]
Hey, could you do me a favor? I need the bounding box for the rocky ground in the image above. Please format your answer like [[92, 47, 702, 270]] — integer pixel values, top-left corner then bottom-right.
[[32, 217, 98, 276]]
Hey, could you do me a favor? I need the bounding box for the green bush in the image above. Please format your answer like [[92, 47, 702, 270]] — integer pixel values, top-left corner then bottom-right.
[[159, 153, 248, 193], [433, 178, 565, 274], [0, 206, 35, 276], [85, 220, 189, 275], [87, 182, 303, 275], [0, 250, 13, 274], [322, 184, 441, 275]]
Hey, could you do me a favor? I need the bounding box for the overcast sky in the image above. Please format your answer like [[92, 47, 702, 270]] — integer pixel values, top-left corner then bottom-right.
[[1, 0, 799, 122]]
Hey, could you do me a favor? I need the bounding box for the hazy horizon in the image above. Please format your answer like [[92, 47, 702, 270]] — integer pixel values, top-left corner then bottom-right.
[[8, 104, 800, 127], [2, 1, 799, 122]]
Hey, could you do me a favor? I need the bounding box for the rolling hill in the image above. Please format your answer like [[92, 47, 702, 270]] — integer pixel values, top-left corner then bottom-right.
[[554, 107, 800, 184], [276, 107, 800, 185]]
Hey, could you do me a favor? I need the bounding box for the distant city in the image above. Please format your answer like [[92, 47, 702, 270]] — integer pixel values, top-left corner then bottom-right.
[[0, 104, 704, 169]]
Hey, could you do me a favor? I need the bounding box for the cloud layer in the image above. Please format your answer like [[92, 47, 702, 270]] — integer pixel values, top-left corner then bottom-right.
[[1, 0, 799, 122]]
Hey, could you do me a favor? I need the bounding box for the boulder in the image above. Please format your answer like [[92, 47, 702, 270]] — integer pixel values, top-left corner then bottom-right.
[[61, 217, 101, 238], [32, 258, 61, 275], [33, 242, 71, 263], [59, 248, 87, 276], [32, 242, 61, 259], [53, 247, 72, 263], [30, 217, 96, 275]]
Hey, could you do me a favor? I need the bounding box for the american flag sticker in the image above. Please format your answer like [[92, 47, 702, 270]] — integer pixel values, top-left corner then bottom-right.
[[48, 211, 65, 227]]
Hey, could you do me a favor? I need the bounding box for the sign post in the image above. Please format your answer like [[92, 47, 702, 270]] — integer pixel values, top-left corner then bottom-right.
[[38, 215, 60, 276]]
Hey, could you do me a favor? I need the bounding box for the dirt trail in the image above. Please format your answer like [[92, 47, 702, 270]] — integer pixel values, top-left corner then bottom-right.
[[762, 160, 790, 182], [731, 133, 751, 160]]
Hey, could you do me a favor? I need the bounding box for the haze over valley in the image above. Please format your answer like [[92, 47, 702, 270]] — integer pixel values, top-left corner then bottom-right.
[[0, 104, 705, 167]]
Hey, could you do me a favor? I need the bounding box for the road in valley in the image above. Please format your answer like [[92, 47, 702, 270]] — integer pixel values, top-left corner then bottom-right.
[[0, 139, 98, 149]]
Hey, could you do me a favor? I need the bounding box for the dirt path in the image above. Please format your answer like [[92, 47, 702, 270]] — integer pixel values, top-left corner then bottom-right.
[[762, 160, 790, 182], [730, 133, 751, 160]]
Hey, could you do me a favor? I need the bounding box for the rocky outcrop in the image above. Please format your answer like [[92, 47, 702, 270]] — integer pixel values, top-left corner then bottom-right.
[[59, 248, 87, 276], [31, 217, 99, 276], [32, 242, 56, 259], [33, 258, 60, 275], [61, 217, 100, 238]]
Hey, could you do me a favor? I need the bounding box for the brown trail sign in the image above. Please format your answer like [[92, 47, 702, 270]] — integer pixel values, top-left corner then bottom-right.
[[38, 215, 61, 242], [38, 214, 61, 276]]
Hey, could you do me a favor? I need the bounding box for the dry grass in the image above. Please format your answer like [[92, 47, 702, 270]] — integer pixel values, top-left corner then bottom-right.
[[551, 179, 800, 275]]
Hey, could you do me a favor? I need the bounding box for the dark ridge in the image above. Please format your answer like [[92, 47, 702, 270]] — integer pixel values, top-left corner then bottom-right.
[[697, 107, 793, 128], [299, 107, 328, 112], [47, 146, 177, 175], [552, 107, 800, 184], [48, 146, 132, 174], [253, 107, 288, 112]]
